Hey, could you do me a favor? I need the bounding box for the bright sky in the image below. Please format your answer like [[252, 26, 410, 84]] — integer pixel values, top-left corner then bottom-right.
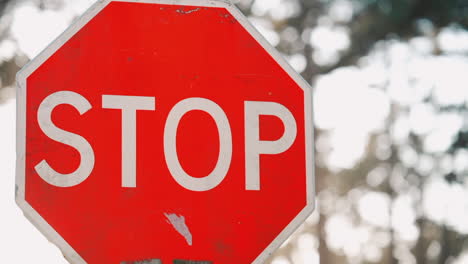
[[0, 100, 68, 263], [2, 1, 93, 263]]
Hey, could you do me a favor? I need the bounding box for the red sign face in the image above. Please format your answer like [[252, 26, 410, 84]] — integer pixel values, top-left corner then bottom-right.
[[16, 1, 314, 263]]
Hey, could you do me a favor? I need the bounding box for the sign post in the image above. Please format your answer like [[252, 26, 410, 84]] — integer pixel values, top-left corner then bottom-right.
[[16, 0, 315, 263]]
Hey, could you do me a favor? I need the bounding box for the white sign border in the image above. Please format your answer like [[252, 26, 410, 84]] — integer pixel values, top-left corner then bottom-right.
[[16, 0, 315, 263]]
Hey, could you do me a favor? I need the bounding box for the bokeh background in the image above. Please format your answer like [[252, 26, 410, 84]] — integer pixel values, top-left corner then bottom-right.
[[1, 0, 468, 263]]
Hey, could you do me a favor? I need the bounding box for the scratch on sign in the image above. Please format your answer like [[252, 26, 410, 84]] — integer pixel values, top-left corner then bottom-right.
[[121, 259, 161, 264], [173, 260, 213, 264], [176, 8, 200, 14], [165, 213, 193, 246]]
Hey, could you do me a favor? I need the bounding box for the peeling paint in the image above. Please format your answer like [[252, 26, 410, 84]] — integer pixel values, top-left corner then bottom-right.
[[121, 259, 161, 264], [164, 213, 193, 246], [176, 8, 201, 14]]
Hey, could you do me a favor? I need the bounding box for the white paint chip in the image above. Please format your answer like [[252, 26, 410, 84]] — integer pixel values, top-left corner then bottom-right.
[[164, 213, 193, 246], [176, 7, 201, 14]]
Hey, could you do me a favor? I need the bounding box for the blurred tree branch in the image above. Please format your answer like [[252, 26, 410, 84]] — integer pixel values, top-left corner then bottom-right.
[[0, 0, 17, 99], [0, 0, 11, 15], [320, 0, 468, 75]]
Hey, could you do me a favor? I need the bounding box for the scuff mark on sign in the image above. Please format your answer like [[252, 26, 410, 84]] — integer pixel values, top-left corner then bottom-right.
[[176, 8, 201, 14], [121, 259, 161, 264], [173, 260, 213, 264], [164, 213, 193, 246], [208, 0, 233, 6]]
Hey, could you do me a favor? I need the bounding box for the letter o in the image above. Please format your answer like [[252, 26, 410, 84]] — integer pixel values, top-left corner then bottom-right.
[[164, 98, 232, 192]]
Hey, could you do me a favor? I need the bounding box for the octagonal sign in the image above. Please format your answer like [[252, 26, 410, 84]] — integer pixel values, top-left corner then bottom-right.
[[16, 0, 315, 263]]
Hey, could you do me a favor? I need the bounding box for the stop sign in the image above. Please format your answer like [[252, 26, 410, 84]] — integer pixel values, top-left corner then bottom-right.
[[16, 0, 314, 263]]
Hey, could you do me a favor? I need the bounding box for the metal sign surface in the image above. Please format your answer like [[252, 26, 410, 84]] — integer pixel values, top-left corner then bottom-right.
[[16, 0, 315, 263]]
